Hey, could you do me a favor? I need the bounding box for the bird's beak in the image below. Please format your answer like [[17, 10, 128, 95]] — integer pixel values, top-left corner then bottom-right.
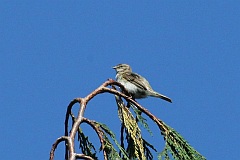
[[112, 66, 117, 69]]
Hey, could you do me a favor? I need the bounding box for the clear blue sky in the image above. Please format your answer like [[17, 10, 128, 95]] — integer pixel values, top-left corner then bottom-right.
[[1, 1, 239, 159]]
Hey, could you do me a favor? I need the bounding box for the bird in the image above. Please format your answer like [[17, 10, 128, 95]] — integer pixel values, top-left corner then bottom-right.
[[112, 64, 172, 103]]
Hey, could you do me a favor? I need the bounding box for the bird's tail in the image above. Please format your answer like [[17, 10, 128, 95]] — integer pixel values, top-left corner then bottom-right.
[[150, 91, 172, 103]]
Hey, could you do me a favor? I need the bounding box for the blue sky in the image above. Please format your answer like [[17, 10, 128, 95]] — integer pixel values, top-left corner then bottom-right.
[[1, 1, 239, 159]]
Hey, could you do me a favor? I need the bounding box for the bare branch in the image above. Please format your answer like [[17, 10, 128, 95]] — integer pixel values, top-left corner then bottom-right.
[[50, 79, 157, 160], [50, 136, 69, 160], [64, 98, 82, 159], [75, 153, 95, 160], [82, 118, 108, 160], [50, 79, 205, 160], [101, 86, 168, 133]]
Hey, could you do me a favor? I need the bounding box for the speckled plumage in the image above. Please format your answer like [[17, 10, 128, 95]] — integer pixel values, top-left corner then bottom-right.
[[113, 64, 172, 103]]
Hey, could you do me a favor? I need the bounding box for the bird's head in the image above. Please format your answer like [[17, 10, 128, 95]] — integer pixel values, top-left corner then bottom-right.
[[112, 64, 132, 73]]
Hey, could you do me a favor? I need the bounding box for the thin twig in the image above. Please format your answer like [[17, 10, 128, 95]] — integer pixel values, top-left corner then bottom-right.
[[50, 136, 69, 160], [82, 118, 108, 160], [75, 153, 95, 160]]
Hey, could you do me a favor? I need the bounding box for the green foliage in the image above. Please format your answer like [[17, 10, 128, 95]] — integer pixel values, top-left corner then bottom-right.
[[97, 122, 130, 160], [70, 112, 98, 159], [158, 122, 206, 160], [143, 138, 157, 160], [52, 80, 206, 160], [116, 96, 146, 160], [70, 96, 206, 160], [131, 104, 153, 136], [77, 128, 98, 159], [115, 95, 206, 160]]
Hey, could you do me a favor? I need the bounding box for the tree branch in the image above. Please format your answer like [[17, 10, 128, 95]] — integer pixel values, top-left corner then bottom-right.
[[81, 118, 108, 160], [50, 79, 205, 160]]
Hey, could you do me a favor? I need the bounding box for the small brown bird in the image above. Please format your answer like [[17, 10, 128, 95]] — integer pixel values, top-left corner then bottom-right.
[[113, 64, 172, 103]]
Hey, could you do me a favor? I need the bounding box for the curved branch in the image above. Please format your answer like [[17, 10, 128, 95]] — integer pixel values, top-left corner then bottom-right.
[[62, 80, 119, 160], [81, 118, 108, 160], [64, 98, 82, 159], [51, 79, 205, 160], [51, 79, 156, 160], [65, 98, 83, 136], [101, 86, 169, 133], [50, 136, 70, 160], [75, 153, 95, 160], [83, 79, 130, 103]]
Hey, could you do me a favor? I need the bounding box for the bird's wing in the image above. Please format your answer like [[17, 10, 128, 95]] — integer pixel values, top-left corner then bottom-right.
[[122, 72, 147, 90]]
